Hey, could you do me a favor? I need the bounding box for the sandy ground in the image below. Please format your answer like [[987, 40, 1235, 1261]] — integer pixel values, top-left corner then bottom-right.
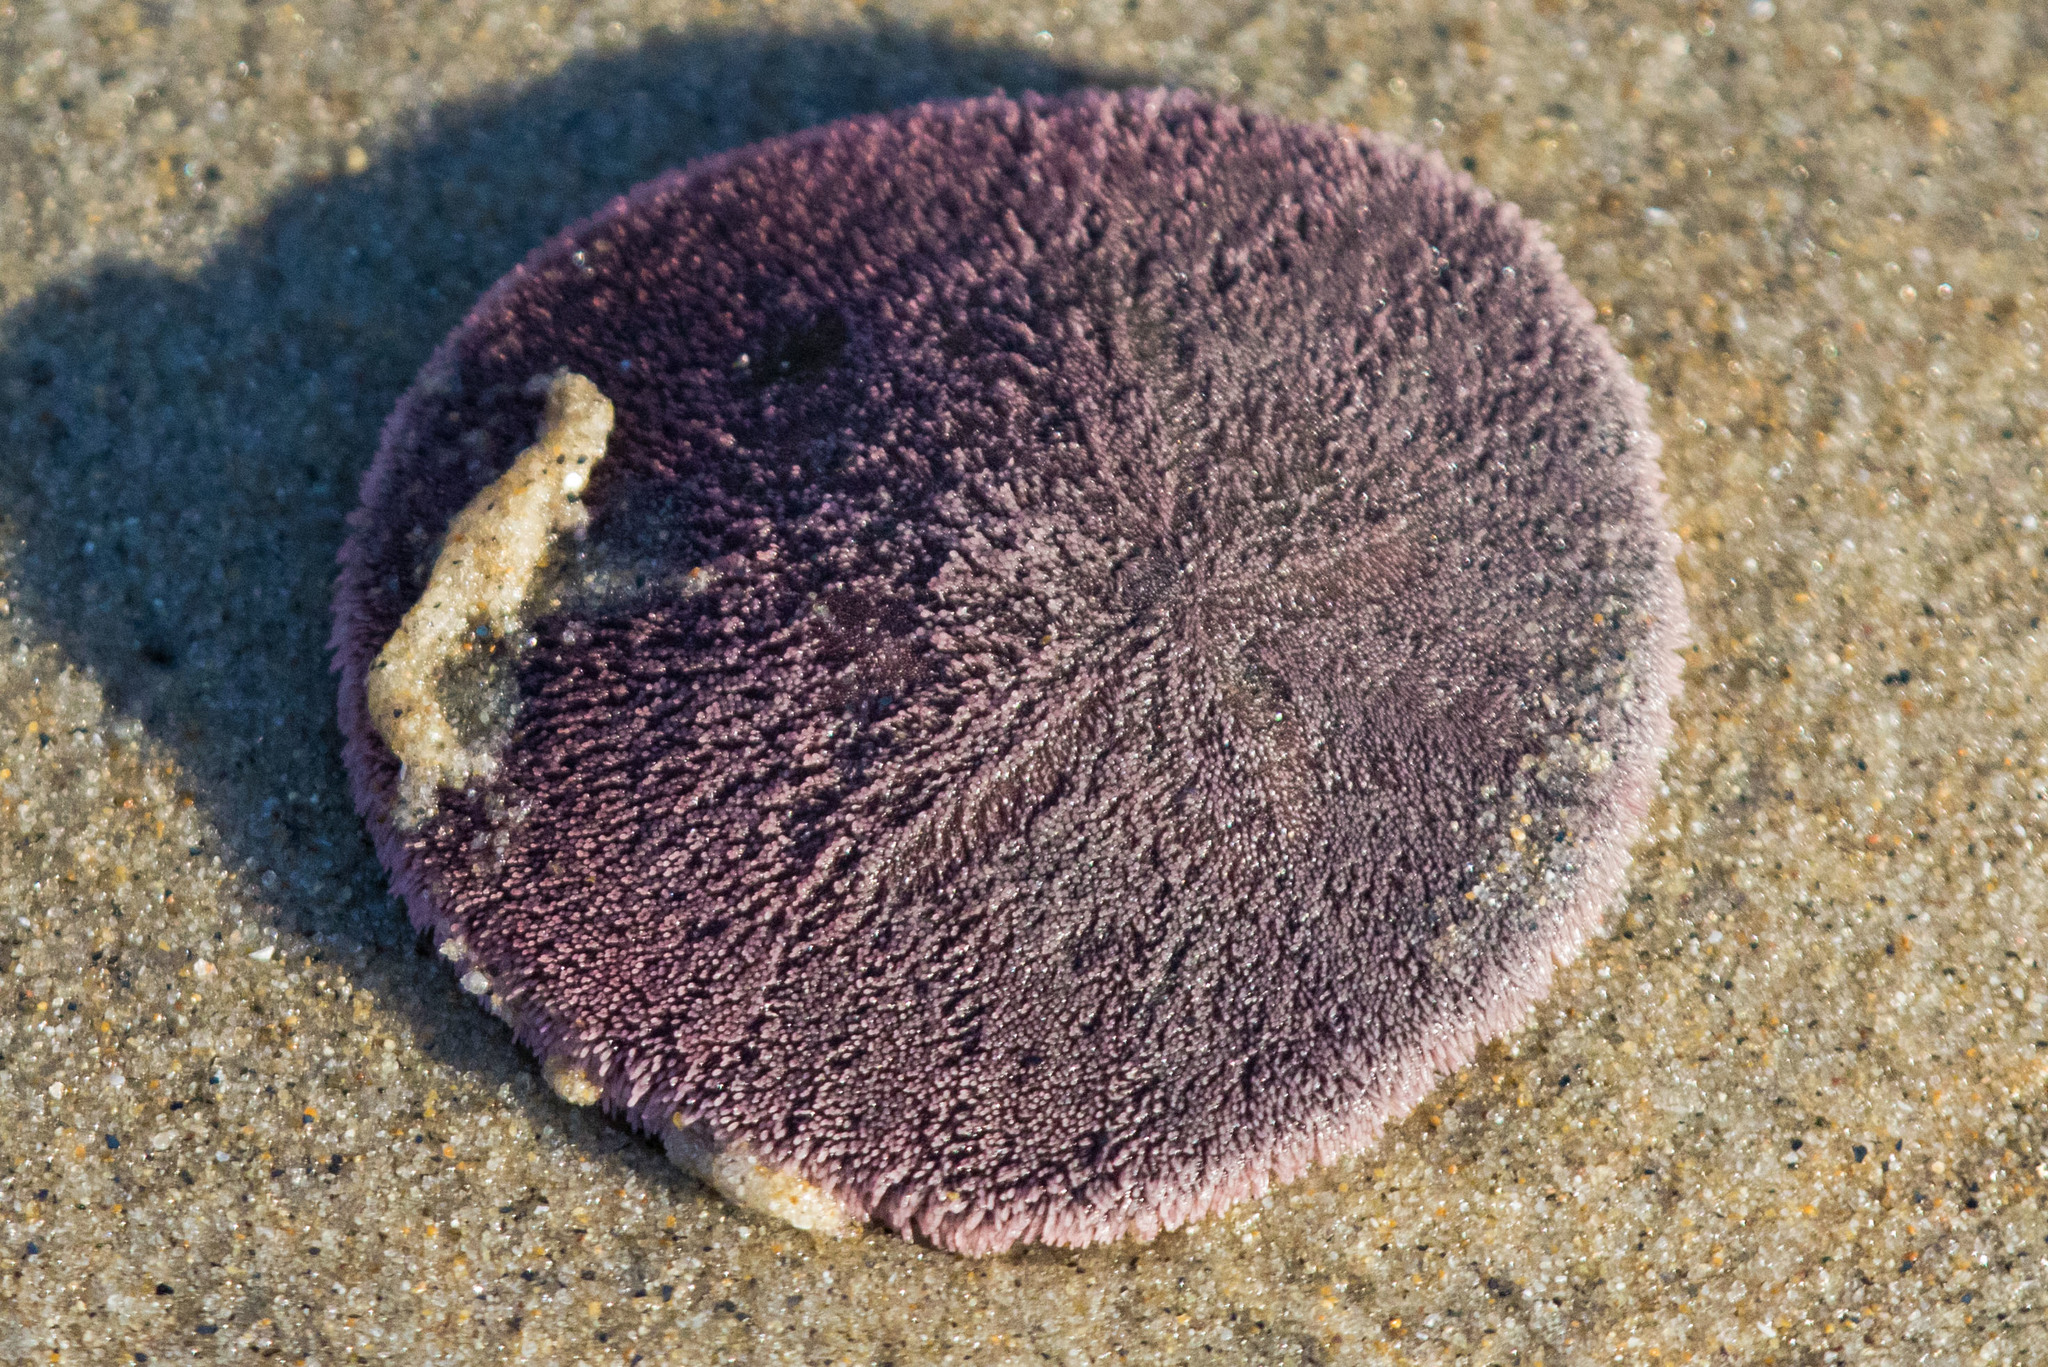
[[3, 0, 2047, 1362]]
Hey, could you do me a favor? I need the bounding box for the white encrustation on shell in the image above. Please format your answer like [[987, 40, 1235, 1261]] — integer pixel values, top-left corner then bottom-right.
[[529, 1048, 861, 1236], [664, 1118, 861, 1238], [366, 369, 613, 826]]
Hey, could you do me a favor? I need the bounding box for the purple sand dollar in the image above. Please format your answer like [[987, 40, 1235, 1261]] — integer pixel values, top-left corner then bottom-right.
[[332, 88, 1687, 1256]]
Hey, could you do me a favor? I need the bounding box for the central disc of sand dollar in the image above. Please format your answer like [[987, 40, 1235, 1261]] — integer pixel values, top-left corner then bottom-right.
[[332, 89, 1686, 1256]]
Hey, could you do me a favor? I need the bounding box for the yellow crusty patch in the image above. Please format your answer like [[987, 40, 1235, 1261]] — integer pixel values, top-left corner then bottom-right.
[[543, 1055, 603, 1107], [665, 1117, 860, 1238], [367, 370, 613, 826]]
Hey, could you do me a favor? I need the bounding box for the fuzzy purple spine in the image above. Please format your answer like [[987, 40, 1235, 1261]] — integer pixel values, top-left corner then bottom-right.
[[332, 89, 1688, 1256]]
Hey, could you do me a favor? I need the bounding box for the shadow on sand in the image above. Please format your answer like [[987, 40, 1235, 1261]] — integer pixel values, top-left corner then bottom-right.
[[0, 23, 1143, 1095]]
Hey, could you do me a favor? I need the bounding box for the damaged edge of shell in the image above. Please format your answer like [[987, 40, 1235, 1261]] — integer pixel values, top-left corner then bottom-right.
[[372, 370, 862, 1238]]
